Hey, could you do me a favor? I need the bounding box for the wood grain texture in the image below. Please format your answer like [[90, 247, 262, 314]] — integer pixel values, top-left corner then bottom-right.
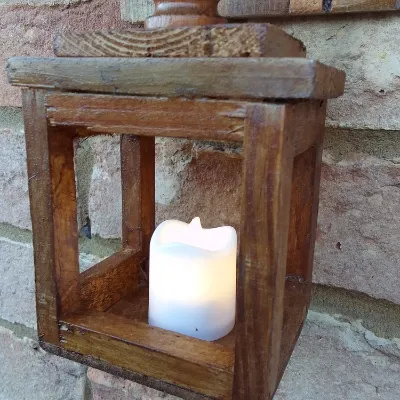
[[46, 93, 247, 141], [219, 0, 290, 17], [54, 24, 305, 58], [61, 311, 234, 399], [23, 89, 80, 344], [286, 125, 325, 282], [290, 0, 322, 14], [46, 94, 327, 156], [107, 285, 237, 349], [23, 89, 60, 344], [48, 126, 80, 316], [121, 135, 155, 273], [7, 57, 345, 100], [233, 104, 294, 400], [219, 0, 400, 16], [286, 100, 327, 156], [80, 249, 141, 311], [331, 0, 400, 12]]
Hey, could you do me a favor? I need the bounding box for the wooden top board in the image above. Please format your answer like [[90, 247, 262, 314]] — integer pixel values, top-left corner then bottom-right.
[[7, 57, 345, 100], [53, 23, 306, 58]]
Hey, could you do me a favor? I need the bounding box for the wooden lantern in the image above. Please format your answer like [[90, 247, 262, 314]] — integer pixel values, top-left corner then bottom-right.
[[6, 1, 345, 398]]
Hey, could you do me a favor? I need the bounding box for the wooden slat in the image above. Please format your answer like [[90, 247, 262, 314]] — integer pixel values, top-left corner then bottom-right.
[[7, 57, 346, 100], [47, 94, 326, 154], [80, 249, 141, 311], [331, 0, 400, 12], [233, 104, 294, 400], [287, 100, 326, 156], [219, 0, 290, 17], [219, 0, 400, 16], [120, 0, 400, 20], [46, 93, 246, 141], [290, 0, 323, 14], [275, 102, 326, 389], [121, 135, 155, 270], [54, 24, 305, 58], [48, 126, 80, 315], [287, 134, 325, 282], [23, 89, 80, 344], [106, 285, 237, 348], [60, 311, 234, 399], [23, 89, 59, 344]]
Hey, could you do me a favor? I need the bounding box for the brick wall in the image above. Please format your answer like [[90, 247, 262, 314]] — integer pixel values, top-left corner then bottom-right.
[[0, 3, 399, 399]]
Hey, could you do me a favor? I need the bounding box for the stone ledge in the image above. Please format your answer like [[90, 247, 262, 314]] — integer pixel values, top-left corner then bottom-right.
[[0, 325, 86, 400]]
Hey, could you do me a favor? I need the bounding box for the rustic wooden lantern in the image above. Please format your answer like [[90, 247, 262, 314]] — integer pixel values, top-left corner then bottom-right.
[[7, 1, 345, 398]]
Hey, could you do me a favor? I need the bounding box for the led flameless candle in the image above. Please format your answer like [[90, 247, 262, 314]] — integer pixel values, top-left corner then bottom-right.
[[148, 217, 237, 341]]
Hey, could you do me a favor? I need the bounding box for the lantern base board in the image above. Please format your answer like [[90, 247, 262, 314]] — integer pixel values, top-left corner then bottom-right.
[[52, 279, 308, 399]]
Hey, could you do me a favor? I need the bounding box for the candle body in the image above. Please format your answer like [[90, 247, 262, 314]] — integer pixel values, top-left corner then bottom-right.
[[148, 218, 237, 341]]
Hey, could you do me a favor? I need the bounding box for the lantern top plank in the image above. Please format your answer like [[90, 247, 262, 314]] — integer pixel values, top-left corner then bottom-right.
[[53, 24, 306, 58], [7, 57, 345, 100]]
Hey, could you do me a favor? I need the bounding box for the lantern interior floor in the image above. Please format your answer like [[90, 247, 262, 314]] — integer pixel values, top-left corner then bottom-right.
[[57, 279, 309, 399], [106, 284, 237, 348]]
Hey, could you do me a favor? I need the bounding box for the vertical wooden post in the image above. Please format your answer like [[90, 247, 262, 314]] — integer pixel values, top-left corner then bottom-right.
[[286, 103, 326, 283], [278, 102, 327, 383], [234, 104, 295, 400], [23, 89, 80, 344], [121, 135, 155, 267]]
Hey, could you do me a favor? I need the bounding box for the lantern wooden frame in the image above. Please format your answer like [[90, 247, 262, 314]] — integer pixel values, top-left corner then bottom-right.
[[7, 22, 345, 400]]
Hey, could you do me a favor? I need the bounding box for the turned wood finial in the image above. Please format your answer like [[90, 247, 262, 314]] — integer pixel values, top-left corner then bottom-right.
[[145, 0, 226, 29]]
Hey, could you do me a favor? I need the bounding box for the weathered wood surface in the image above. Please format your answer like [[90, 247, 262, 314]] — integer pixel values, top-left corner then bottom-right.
[[219, 0, 289, 17], [107, 285, 237, 348], [80, 249, 141, 311], [46, 93, 247, 141], [286, 100, 326, 155], [41, 341, 218, 400], [47, 126, 80, 316], [46, 93, 327, 157], [23, 89, 80, 344], [23, 89, 60, 344], [287, 139, 325, 282], [220, 0, 400, 17], [61, 311, 234, 399], [233, 103, 294, 400], [330, 0, 400, 13], [53, 24, 305, 58], [122, 0, 400, 20], [7, 57, 345, 100], [121, 135, 155, 264]]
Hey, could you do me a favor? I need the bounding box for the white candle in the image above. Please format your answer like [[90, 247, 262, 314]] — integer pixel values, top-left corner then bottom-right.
[[148, 217, 237, 341]]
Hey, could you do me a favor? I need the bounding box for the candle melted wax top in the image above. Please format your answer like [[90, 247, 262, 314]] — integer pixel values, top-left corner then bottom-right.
[[156, 217, 235, 252]]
